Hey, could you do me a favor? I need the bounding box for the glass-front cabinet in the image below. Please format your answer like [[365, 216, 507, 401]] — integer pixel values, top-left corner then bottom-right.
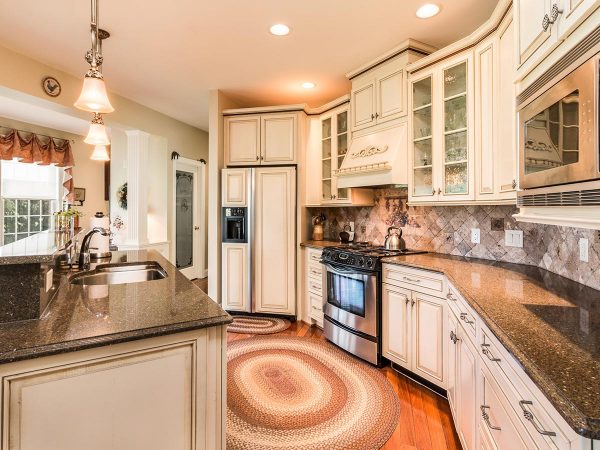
[[409, 54, 474, 203], [321, 108, 350, 203]]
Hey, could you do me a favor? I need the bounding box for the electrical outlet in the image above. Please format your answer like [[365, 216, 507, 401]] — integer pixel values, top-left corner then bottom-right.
[[579, 238, 589, 262], [505, 230, 523, 248], [471, 228, 481, 244]]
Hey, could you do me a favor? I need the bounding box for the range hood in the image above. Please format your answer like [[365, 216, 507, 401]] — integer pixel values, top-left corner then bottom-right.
[[335, 124, 408, 188]]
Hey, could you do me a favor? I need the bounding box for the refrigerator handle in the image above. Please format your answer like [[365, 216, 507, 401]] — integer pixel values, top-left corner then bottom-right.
[[248, 168, 254, 313]]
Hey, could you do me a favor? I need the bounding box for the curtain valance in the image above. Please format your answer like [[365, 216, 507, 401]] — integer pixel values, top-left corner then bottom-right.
[[0, 128, 76, 201]]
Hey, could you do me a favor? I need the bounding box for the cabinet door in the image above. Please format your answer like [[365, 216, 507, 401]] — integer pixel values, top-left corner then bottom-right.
[[225, 116, 260, 165], [557, 0, 600, 39], [221, 243, 249, 312], [261, 113, 297, 164], [254, 167, 296, 315], [382, 285, 412, 368], [440, 54, 475, 201], [411, 292, 445, 386], [321, 115, 334, 202], [409, 71, 437, 202], [447, 309, 459, 417], [6, 344, 195, 450], [515, 0, 555, 68], [457, 332, 478, 450], [377, 66, 406, 123], [351, 80, 376, 131], [221, 168, 249, 206], [495, 17, 518, 197]]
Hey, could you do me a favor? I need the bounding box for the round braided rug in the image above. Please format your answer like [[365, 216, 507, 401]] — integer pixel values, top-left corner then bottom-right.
[[228, 316, 291, 334], [227, 336, 400, 450]]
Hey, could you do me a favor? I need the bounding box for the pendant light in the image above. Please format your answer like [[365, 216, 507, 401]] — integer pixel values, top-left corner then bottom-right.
[[84, 113, 111, 146], [90, 144, 110, 161]]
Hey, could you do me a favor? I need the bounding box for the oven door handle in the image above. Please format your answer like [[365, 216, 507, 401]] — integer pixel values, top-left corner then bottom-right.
[[323, 262, 377, 276]]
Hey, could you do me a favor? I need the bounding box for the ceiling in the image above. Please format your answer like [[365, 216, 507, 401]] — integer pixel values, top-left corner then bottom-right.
[[0, 0, 498, 131]]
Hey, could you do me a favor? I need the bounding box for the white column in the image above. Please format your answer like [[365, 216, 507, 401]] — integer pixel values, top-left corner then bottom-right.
[[125, 130, 150, 248]]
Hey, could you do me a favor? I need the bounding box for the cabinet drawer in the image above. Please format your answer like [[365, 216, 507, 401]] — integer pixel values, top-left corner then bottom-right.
[[307, 262, 323, 280], [309, 293, 324, 327], [382, 264, 444, 294], [307, 277, 323, 296], [307, 248, 323, 263], [446, 284, 477, 341], [479, 326, 574, 450]]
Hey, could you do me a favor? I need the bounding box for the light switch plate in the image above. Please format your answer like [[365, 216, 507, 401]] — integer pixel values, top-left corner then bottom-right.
[[471, 228, 481, 244], [505, 230, 523, 248], [579, 238, 589, 262], [45, 269, 53, 293]]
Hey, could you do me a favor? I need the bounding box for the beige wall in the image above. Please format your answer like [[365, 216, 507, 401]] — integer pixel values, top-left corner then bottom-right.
[[0, 45, 209, 272], [0, 116, 107, 229]]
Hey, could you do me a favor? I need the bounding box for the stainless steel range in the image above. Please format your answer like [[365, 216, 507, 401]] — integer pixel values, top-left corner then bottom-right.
[[321, 243, 426, 366]]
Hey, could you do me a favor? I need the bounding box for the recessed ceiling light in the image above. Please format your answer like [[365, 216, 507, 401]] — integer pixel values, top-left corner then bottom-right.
[[269, 24, 290, 36], [416, 3, 440, 19], [301, 82, 316, 89]]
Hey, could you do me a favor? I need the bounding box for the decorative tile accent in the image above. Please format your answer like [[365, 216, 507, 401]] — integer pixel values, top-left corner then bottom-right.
[[308, 188, 600, 290]]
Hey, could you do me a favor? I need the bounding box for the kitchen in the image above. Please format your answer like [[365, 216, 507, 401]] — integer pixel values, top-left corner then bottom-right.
[[0, 0, 599, 449]]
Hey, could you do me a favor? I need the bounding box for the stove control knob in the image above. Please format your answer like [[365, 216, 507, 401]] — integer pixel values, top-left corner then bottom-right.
[[358, 257, 365, 267], [366, 258, 374, 268]]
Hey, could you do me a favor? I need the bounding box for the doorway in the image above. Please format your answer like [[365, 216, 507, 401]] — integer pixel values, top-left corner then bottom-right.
[[172, 157, 205, 280]]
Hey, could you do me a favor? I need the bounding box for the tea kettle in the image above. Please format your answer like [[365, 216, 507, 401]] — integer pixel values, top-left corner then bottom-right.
[[384, 227, 405, 250]]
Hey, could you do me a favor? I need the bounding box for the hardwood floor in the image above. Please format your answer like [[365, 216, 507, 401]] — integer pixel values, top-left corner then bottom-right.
[[227, 321, 462, 450]]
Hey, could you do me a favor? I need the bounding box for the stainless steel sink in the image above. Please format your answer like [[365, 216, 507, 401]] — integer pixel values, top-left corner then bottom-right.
[[69, 262, 168, 286]]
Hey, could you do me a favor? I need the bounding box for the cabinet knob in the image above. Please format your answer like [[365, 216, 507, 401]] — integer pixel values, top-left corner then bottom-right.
[[512, 179, 517, 189], [256, 155, 259, 161], [437, 188, 442, 195], [542, 13, 551, 31], [549, 3, 562, 23], [375, 113, 379, 119], [371, 114, 375, 120], [432, 188, 436, 195], [260, 155, 264, 160]]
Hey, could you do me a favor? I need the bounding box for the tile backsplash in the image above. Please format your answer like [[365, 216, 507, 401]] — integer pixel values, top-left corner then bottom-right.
[[309, 188, 600, 290]]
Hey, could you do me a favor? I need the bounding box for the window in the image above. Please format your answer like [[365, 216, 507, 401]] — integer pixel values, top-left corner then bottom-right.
[[1, 160, 62, 246], [3, 199, 52, 244]]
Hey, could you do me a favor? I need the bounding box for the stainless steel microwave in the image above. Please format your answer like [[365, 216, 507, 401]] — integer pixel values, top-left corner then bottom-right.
[[518, 56, 599, 190]]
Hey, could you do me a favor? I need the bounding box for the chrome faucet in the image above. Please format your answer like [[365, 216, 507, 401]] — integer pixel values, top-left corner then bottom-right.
[[78, 227, 110, 270]]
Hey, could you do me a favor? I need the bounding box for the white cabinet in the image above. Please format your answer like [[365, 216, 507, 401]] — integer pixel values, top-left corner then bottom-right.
[[456, 327, 479, 450], [254, 167, 296, 315], [303, 247, 324, 328], [409, 53, 475, 204], [224, 112, 298, 166], [558, 0, 600, 37], [261, 114, 296, 164], [224, 115, 261, 165], [221, 243, 249, 312], [221, 168, 248, 206], [305, 104, 375, 207], [0, 328, 227, 450], [350, 57, 408, 133], [382, 280, 446, 388]]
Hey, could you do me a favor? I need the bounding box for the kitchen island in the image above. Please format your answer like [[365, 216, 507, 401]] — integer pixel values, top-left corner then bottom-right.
[[0, 249, 231, 450]]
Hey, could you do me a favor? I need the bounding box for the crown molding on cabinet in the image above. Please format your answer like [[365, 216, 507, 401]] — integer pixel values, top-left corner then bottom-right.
[[406, 0, 512, 74], [222, 94, 350, 117]]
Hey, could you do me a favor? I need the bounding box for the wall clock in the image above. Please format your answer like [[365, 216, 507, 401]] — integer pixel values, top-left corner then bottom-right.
[[42, 76, 61, 97]]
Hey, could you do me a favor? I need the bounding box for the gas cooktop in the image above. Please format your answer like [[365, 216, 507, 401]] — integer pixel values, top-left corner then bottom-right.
[[321, 243, 426, 271]]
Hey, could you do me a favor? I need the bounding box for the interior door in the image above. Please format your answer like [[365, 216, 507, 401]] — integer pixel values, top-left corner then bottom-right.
[[253, 167, 296, 315], [174, 161, 201, 279]]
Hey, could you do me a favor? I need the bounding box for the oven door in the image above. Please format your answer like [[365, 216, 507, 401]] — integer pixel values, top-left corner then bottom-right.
[[518, 56, 599, 189], [323, 262, 378, 337]]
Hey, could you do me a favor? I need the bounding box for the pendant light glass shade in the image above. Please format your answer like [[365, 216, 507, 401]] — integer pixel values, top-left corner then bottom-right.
[[91, 145, 110, 161], [74, 76, 115, 113], [84, 122, 110, 146]]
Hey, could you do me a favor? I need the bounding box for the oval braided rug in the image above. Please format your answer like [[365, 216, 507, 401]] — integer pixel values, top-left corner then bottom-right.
[[227, 336, 400, 450], [228, 316, 291, 334]]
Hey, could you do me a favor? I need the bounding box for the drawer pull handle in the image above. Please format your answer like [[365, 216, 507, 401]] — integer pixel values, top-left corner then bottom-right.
[[446, 292, 457, 301], [519, 400, 557, 437], [480, 405, 501, 431], [450, 330, 459, 344], [403, 276, 421, 283], [481, 343, 501, 362], [460, 312, 474, 325]]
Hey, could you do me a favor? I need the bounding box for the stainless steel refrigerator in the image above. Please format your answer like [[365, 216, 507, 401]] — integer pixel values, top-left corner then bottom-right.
[[221, 167, 296, 315]]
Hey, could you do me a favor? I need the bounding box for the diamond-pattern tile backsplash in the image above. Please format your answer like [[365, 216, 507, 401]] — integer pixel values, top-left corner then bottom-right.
[[308, 187, 600, 290]]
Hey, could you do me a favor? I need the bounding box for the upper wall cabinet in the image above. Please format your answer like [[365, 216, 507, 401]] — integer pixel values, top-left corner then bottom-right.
[[224, 112, 299, 166], [514, 0, 600, 78], [347, 41, 434, 137]]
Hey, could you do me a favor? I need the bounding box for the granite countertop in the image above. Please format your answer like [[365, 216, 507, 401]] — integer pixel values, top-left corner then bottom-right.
[[0, 230, 78, 265], [0, 249, 231, 364], [300, 240, 348, 249], [381, 253, 600, 439]]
